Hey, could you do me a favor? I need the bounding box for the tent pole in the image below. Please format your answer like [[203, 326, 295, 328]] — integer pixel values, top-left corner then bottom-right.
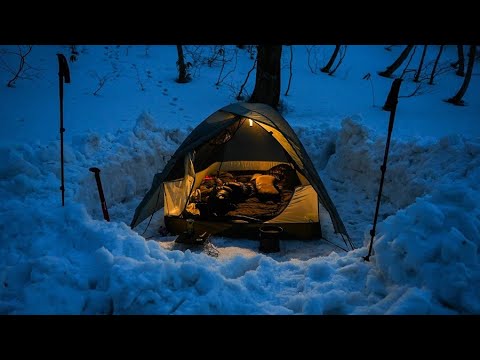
[[364, 78, 402, 262]]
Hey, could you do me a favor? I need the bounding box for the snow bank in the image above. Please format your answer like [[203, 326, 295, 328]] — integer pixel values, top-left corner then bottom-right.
[[1, 115, 479, 314], [374, 184, 480, 314], [316, 117, 480, 245], [0, 112, 188, 224]]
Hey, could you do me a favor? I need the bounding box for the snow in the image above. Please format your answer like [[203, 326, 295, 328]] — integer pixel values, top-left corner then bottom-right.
[[0, 45, 479, 314]]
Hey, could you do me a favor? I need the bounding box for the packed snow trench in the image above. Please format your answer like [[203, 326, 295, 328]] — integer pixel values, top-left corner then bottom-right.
[[1, 114, 479, 315], [0, 45, 479, 314]]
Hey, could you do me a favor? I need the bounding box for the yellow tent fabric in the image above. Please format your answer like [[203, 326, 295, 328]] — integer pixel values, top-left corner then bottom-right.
[[131, 102, 349, 241]]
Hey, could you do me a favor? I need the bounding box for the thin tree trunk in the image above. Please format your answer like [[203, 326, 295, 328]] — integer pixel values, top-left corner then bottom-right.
[[321, 45, 340, 73], [400, 46, 417, 79], [429, 45, 444, 85], [456, 45, 465, 76], [379, 45, 414, 78], [447, 45, 476, 105], [284, 46, 293, 96], [176, 45, 189, 83], [413, 45, 428, 83], [329, 46, 348, 76], [249, 45, 282, 109]]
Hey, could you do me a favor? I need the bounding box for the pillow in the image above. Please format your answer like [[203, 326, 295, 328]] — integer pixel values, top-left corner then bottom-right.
[[255, 175, 279, 196], [251, 173, 264, 181]]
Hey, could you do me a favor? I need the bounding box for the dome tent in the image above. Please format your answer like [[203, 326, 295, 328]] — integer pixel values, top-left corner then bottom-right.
[[131, 102, 351, 247]]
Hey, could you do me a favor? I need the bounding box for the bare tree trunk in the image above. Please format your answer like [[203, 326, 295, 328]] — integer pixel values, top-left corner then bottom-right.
[[429, 45, 444, 85], [321, 45, 340, 73], [329, 46, 348, 76], [413, 45, 428, 83], [284, 46, 293, 96], [176, 45, 190, 83], [379, 45, 414, 78], [249, 45, 282, 109], [447, 45, 476, 106], [456, 45, 465, 76]]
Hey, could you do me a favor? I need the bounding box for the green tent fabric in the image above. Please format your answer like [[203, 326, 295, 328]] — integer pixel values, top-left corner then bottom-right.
[[130, 102, 350, 240]]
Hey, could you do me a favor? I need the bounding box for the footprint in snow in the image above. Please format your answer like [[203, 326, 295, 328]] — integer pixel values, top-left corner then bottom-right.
[[172, 97, 178, 101], [169, 102, 177, 106]]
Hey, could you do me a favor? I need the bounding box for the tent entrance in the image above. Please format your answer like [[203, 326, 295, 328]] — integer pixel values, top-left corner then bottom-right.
[[162, 117, 319, 229]]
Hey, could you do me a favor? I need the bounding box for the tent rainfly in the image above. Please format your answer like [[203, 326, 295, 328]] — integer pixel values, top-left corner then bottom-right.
[[131, 102, 351, 247]]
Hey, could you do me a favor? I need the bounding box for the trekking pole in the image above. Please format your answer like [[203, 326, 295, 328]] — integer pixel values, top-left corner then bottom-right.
[[57, 54, 71, 206], [89, 167, 110, 221], [364, 78, 402, 262]]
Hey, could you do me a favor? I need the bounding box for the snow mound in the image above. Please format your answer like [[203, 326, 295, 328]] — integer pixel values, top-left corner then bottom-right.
[[374, 184, 480, 313], [319, 118, 480, 245]]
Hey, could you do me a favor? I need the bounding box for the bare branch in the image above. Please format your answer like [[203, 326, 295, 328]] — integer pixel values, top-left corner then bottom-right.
[[1, 45, 36, 87], [90, 70, 114, 96], [284, 46, 293, 96], [207, 45, 224, 67], [413, 45, 428, 83], [429, 45, 444, 85], [398, 82, 425, 98], [215, 47, 238, 86], [237, 57, 257, 101], [305, 45, 321, 74], [183, 45, 232, 78], [400, 45, 417, 79], [362, 72, 376, 106]]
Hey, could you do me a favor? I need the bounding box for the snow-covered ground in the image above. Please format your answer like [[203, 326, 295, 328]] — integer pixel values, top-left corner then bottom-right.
[[0, 45, 479, 314]]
